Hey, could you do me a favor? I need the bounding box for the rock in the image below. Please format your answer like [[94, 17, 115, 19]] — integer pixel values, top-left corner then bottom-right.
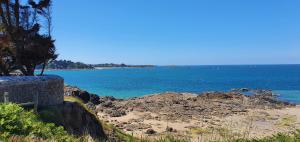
[[145, 129, 156, 135], [109, 110, 126, 117], [56, 102, 107, 140], [73, 90, 90, 103], [166, 126, 175, 132], [86, 102, 96, 110], [231, 88, 249, 92], [100, 96, 117, 103], [90, 94, 101, 105], [102, 101, 113, 107], [64, 85, 102, 105]]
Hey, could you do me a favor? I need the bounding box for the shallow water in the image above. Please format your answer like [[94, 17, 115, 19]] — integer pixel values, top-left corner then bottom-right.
[[44, 65, 300, 103]]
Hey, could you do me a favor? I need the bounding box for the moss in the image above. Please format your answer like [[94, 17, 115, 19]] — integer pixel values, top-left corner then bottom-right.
[[275, 115, 297, 127], [64, 96, 85, 104], [188, 127, 211, 136]]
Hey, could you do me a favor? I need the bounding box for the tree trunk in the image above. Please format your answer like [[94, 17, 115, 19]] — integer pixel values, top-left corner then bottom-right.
[[29, 64, 36, 76], [40, 62, 47, 76]]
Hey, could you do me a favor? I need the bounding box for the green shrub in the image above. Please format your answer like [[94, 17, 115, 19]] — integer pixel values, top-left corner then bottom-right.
[[0, 103, 77, 142]]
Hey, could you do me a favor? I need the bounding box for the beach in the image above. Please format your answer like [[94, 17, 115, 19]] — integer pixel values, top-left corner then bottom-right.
[[65, 86, 300, 141], [98, 105, 300, 141]]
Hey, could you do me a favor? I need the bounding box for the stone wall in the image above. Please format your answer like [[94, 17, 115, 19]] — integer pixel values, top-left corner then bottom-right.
[[0, 75, 64, 106]]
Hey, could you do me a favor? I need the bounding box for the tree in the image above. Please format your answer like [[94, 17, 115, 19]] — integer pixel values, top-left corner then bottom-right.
[[0, 34, 17, 76], [0, 0, 57, 76]]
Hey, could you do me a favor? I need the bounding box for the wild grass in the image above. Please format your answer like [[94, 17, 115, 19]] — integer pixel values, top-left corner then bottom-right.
[[136, 129, 300, 142], [275, 115, 297, 127], [236, 129, 300, 142]]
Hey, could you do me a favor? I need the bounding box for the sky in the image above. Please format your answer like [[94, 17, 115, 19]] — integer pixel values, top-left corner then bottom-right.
[[52, 0, 300, 65]]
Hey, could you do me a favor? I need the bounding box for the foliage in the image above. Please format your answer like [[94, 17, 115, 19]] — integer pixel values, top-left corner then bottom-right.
[[138, 130, 300, 142], [235, 130, 300, 142], [0, 0, 57, 76], [40, 60, 94, 69], [136, 135, 188, 142], [0, 103, 77, 141], [153, 135, 188, 142]]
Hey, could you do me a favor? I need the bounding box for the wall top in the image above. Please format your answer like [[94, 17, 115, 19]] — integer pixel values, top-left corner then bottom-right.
[[0, 75, 63, 86]]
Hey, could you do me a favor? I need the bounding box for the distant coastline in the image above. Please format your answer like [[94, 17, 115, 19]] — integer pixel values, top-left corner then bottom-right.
[[36, 60, 155, 70]]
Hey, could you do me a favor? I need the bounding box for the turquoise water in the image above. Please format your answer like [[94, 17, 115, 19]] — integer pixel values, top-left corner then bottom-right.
[[44, 65, 300, 103]]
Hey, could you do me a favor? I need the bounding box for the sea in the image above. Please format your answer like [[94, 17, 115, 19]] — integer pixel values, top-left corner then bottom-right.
[[44, 65, 300, 104]]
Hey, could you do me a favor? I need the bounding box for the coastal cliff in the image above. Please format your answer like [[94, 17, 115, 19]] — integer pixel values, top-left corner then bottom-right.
[[39, 102, 107, 141]]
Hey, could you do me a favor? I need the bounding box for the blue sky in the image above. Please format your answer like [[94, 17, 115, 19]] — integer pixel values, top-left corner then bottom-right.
[[52, 0, 300, 65]]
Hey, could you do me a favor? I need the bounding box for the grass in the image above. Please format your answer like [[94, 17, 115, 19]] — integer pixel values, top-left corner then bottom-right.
[[189, 127, 211, 136], [275, 115, 297, 127], [236, 129, 300, 142]]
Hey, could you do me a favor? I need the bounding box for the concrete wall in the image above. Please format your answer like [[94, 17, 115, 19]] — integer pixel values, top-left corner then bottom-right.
[[0, 75, 64, 106]]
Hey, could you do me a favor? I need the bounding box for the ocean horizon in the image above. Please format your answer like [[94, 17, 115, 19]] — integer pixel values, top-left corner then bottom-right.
[[45, 64, 300, 104]]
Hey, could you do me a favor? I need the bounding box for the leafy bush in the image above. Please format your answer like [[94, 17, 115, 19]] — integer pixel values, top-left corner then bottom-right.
[[0, 103, 76, 141]]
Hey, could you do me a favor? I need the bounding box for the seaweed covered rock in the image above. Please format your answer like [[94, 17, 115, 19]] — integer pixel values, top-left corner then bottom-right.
[[64, 85, 101, 105]]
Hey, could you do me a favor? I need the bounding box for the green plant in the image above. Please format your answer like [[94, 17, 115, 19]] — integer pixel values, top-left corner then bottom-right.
[[235, 129, 300, 142], [0, 103, 77, 141], [155, 135, 188, 142]]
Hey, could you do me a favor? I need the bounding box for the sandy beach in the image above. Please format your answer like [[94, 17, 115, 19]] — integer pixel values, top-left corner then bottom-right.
[[89, 91, 299, 141], [64, 85, 300, 141], [98, 106, 300, 141]]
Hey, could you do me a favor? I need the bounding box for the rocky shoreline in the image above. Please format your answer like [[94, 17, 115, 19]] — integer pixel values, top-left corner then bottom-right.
[[64, 85, 300, 141]]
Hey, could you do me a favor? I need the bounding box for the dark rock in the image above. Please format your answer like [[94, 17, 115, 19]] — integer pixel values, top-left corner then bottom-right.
[[166, 126, 175, 132], [145, 129, 156, 135], [76, 91, 90, 103], [105, 109, 126, 117], [232, 88, 249, 92], [64, 85, 101, 105], [102, 101, 113, 107], [100, 96, 117, 103], [90, 94, 100, 105]]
